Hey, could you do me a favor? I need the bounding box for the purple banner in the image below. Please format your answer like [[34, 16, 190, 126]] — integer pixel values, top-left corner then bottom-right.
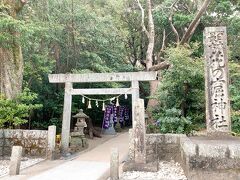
[[102, 104, 130, 129]]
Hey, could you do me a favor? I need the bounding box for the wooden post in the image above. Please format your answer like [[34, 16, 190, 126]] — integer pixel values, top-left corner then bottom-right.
[[110, 148, 119, 180], [61, 82, 72, 155], [133, 99, 146, 164], [47, 125, 56, 160], [9, 146, 22, 175]]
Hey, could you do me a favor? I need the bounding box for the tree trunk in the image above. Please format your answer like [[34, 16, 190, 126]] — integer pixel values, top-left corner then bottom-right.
[[145, 0, 160, 116], [136, 0, 159, 123], [180, 0, 211, 45], [147, 80, 160, 107], [0, 0, 26, 99], [145, 0, 154, 70], [0, 46, 23, 99]]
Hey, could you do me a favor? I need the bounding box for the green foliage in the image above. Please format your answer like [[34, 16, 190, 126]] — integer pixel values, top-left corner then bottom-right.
[[228, 16, 240, 61], [16, 0, 132, 129], [151, 46, 205, 134], [149, 108, 193, 134], [173, 13, 194, 28], [232, 112, 240, 134], [31, 117, 62, 133], [157, 46, 204, 121], [0, 88, 42, 128], [230, 62, 240, 133], [152, 47, 240, 134], [203, 0, 240, 61]]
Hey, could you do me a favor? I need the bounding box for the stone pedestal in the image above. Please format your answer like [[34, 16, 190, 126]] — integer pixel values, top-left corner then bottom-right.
[[70, 132, 88, 152], [71, 134, 83, 146]]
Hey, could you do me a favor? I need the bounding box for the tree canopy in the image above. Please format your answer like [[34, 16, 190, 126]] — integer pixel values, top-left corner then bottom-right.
[[0, 0, 239, 133]]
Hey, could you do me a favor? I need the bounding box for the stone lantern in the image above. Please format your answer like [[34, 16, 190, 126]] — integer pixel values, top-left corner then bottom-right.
[[72, 109, 88, 136], [70, 109, 88, 151]]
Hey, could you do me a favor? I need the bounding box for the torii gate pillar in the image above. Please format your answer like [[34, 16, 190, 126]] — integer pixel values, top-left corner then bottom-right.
[[61, 82, 72, 155], [131, 81, 139, 127]]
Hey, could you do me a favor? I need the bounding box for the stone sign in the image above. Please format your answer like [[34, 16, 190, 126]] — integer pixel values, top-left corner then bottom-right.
[[204, 27, 231, 133]]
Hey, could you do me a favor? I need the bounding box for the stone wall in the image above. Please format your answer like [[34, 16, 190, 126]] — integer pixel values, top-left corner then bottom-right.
[[0, 129, 48, 157], [145, 134, 240, 180], [146, 134, 186, 163], [180, 137, 240, 180]]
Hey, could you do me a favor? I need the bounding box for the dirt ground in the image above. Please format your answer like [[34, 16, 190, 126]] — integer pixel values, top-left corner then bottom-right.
[[1, 131, 126, 179]]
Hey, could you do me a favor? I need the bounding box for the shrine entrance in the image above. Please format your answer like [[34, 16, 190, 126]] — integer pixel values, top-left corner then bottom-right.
[[48, 72, 157, 154]]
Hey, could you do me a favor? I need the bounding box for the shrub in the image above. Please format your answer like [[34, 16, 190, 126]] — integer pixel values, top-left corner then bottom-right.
[[149, 108, 193, 134], [230, 62, 240, 134], [0, 88, 42, 128], [151, 46, 240, 134], [151, 46, 204, 134]]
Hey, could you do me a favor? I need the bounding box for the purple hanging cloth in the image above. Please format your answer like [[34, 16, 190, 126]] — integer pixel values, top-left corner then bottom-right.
[[124, 106, 130, 122], [112, 105, 118, 123], [119, 106, 125, 123], [102, 105, 112, 129]]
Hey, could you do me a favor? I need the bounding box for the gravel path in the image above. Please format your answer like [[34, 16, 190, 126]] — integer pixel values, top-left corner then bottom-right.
[[0, 158, 44, 177], [120, 161, 187, 180]]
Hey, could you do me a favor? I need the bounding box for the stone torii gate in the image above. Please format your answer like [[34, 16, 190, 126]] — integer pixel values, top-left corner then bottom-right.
[[48, 72, 157, 154]]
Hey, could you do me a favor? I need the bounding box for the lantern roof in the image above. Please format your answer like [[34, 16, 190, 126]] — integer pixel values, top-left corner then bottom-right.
[[73, 109, 89, 119]]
